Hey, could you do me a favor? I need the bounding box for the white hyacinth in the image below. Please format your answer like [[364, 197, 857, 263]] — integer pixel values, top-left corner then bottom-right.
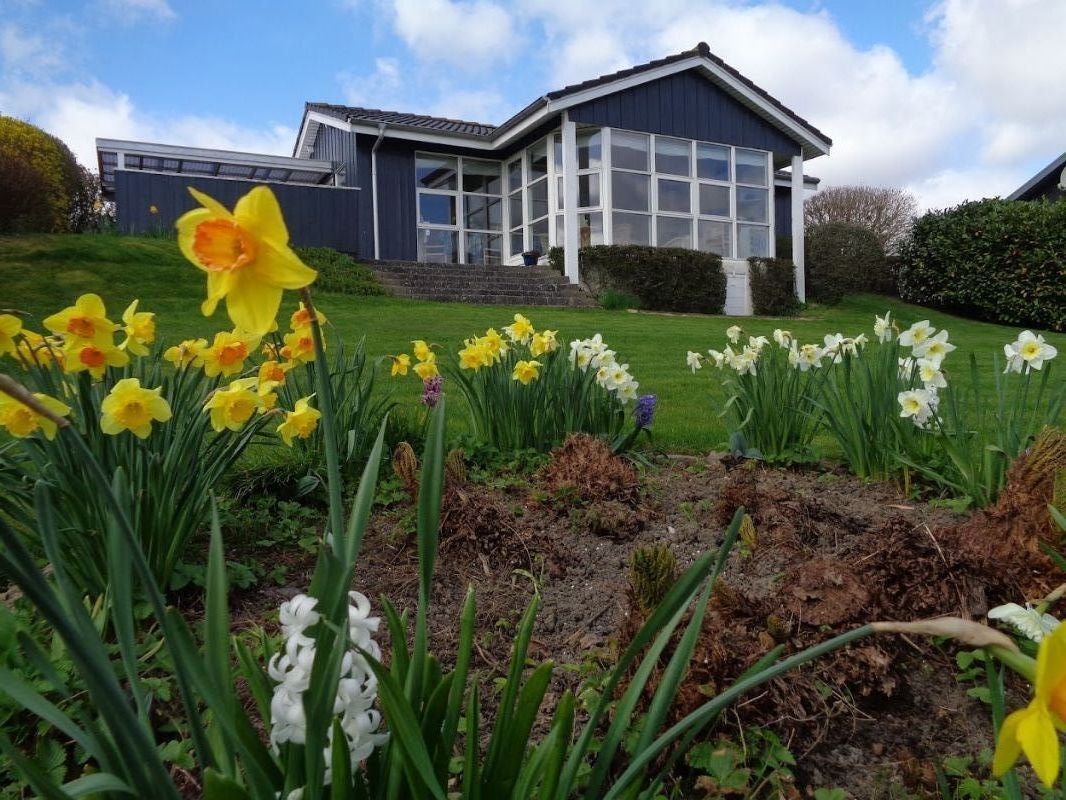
[[268, 591, 387, 785], [988, 602, 1060, 642]]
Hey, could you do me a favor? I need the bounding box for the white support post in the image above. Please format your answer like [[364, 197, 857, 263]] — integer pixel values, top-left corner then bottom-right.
[[561, 112, 580, 284], [791, 154, 805, 303]]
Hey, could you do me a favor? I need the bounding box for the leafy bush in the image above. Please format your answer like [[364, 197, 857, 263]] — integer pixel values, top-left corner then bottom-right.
[[0, 117, 98, 234], [295, 247, 386, 297], [898, 198, 1066, 332], [805, 222, 886, 305], [579, 244, 726, 314], [599, 289, 642, 311], [547, 245, 564, 275], [748, 257, 801, 316]]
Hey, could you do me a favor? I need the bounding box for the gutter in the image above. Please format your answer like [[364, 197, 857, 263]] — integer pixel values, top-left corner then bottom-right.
[[370, 122, 386, 260]]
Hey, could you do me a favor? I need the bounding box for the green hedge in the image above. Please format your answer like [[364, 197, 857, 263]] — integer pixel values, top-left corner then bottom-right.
[[294, 247, 386, 297], [579, 244, 726, 314], [805, 222, 887, 305], [748, 257, 801, 316], [898, 199, 1066, 331]]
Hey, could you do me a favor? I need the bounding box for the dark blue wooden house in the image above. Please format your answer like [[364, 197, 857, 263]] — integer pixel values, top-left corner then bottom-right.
[[98, 43, 830, 314]]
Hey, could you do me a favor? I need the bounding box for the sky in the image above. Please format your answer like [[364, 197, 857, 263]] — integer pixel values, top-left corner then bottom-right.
[[2, 0, 1064, 210]]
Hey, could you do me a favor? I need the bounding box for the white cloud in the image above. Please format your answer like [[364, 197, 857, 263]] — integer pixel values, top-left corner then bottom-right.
[[390, 0, 516, 69], [338, 57, 403, 108], [98, 0, 176, 22], [427, 88, 509, 124], [0, 22, 64, 76]]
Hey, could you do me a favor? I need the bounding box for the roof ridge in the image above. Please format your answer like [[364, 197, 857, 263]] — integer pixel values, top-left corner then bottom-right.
[[306, 101, 497, 131]]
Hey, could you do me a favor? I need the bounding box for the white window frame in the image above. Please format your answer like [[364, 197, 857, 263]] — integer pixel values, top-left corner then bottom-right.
[[505, 154, 526, 262], [733, 147, 773, 260], [552, 128, 605, 251], [608, 130, 653, 246], [414, 152, 505, 265]]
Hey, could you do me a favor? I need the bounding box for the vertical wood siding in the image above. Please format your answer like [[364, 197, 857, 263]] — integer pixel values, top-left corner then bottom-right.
[[774, 186, 793, 258], [568, 70, 802, 161], [115, 171, 361, 253], [310, 126, 358, 185]]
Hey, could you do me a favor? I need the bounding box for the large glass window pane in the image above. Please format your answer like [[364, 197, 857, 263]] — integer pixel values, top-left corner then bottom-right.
[[529, 217, 549, 254], [578, 174, 600, 208], [611, 171, 650, 211], [463, 159, 502, 195], [555, 214, 563, 247], [655, 136, 690, 176], [579, 211, 604, 247], [657, 216, 692, 249], [699, 184, 730, 217], [611, 131, 649, 171], [418, 194, 455, 225], [736, 187, 768, 223], [578, 129, 602, 170], [736, 149, 768, 186], [464, 194, 502, 231], [529, 140, 548, 181], [612, 212, 650, 245], [508, 192, 523, 229], [417, 228, 458, 263], [657, 178, 690, 213], [698, 219, 731, 257], [508, 160, 523, 192], [696, 143, 730, 181], [557, 177, 564, 210], [553, 136, 563, 170], [510, 231, 524, 256], [416, 156, 457, 190], [465, 232, 502, 265], [529, 178, 549, 220], [737, 224, 770, 258]]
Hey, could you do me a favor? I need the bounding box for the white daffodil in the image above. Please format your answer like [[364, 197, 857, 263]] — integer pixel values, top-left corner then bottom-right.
[[791, 344, 824, 372], [725, 325, 743, 344], [988, 602, 1060, 642], [913, 329, 956, 365], [916, 358, 948, 389], [823, 333, 847, 363], [899, 320, 936, 348], [706, 349, 726, 369], [773, 329, 793, 349], [853, 333, 869, 349], [686, 350, 704, 373], [898, 387, 938, 427], [874, 312, 893, 343], [898, 356, 917, 381], [748, 335, 770, 352], [1009, 330, 1059, 372], [731, 347, 758, 376], [1003, 342, 1025, 374], [617, 380, 639, 402]]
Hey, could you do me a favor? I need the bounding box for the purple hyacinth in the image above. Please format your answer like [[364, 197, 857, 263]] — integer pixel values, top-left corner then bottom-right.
[[421, 375, 443, 408], [633, 394, 657, 429]]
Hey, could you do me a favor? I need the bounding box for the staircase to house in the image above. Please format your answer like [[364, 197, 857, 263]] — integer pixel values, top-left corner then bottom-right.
[[366, 261, 596, 307]]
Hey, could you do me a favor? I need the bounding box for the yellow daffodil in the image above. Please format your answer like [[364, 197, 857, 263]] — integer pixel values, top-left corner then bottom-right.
[[62, 339, 129, 379], [503, 314, 534, 345], [100, 378, 172, 438], [0, 314, 22, 357], [0, 392, 70, 440], [281, 328, 317, 364], [196, 330, 260, 378], [15, 331, 63, 368], [290, 302, 327, 330], [203, 377, 262, 432], [43, 293, 118, 346], [530, 329, 558, 357], [480, 328, 507, 361], [258, 359, 290, 385], [277, 396, 321, 446], [994, 623, 1066, 787], [512, 359, 542, 385], [390, 354, 411, 376], [175, 186, 318, 335], [412, 340, 433, 362], [458, 340, 490, 370], [262, 341, 283, 360], [163, 338, 208, 368], [257, 380, 280, 411], [413, 360, 439, 380], [119, 299, 156, 356]]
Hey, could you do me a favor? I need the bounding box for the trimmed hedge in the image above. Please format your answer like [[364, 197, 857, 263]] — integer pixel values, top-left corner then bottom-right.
[[294, 247, 386, 297], [898, 199, 1066, 332], [579, 244, 726, 314], [805, 222, 887, 305], [748, 257, 801, 316]]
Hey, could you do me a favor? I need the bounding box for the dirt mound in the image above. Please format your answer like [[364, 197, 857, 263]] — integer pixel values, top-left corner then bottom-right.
[[439, 480, 548, 570], [539, 433, 639, 505]]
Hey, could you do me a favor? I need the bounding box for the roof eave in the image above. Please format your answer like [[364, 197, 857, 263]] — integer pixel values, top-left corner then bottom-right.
[[1007, 151, 1066, 200]]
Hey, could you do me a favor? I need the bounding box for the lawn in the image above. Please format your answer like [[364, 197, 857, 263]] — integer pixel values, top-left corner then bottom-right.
[[3, 233, 1063, 452]]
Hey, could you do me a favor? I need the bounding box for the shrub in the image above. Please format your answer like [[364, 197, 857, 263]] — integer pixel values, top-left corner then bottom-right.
[[599, 288, 642, 310], [579, 244, 726, 313], [294, 246, 386, 296], [804, 222, 886, 305], [748, 257, 801, 316], [547, 245, 564, 274], [898, 199, 1066, 332], [0, 117, 98, 233]]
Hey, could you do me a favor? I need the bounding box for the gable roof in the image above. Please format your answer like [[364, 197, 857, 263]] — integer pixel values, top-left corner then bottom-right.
[[299, 42, 831, 159], [1008, 151, 1066, 200]]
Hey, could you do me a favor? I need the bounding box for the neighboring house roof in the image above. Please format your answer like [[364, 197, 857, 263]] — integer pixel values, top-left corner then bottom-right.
[[1008, 151, 1066, 200], [298, 42, 832, 160]]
